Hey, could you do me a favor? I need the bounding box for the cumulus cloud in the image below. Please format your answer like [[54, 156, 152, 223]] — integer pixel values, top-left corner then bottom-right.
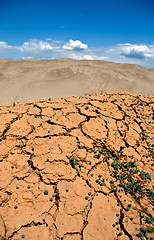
[[119, 44, 153, 59], [62, 39, 88, 51], [17, 39, 59, 53]]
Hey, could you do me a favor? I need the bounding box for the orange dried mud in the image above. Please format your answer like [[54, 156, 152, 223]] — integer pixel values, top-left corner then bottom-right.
[[0, 91, 154, 240]]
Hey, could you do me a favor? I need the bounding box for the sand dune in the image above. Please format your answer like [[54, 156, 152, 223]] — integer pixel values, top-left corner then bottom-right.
[[0, 58, 154, 103], [0, 91, 154, 239]]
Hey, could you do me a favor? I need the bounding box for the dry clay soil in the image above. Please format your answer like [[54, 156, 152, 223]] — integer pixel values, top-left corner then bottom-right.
[[0, 91, 154, 240]]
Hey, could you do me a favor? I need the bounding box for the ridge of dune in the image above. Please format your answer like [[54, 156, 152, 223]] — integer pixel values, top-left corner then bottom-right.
[[0, 58, 154, 103], [0, 91, 153, 240]]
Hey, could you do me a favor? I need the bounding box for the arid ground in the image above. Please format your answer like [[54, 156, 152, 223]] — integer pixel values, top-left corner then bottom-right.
[[0, 91, 154, 240], [0, 59, 154, 240]]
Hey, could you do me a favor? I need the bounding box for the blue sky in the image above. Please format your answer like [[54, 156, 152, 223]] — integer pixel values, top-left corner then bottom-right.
[[0, 0, 154, 68]]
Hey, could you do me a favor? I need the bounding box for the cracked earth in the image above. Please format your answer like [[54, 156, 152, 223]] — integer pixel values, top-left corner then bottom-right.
[[0, 91, 154, 240]]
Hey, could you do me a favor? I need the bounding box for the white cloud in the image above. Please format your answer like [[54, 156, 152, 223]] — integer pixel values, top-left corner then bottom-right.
[[83, 55, 93, 60], [117, 43, 131, 46], [22, 56, 33, 59], [70, 53, 93, 60], [0, 41, 12, 49], [97, 56, 110, 60], [62, 39, 88, 51], [106, 49, 113, 53], [123, 43, 132, 46], [17, 39, 57, 53], [119, 44, 153, 59]]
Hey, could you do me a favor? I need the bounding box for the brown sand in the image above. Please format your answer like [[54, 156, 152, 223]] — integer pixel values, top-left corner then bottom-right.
[[0, 58, 154, 103], [0, 91, 154, 240]]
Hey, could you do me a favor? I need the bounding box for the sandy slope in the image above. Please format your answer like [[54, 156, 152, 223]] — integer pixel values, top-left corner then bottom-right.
[[0, 91, 153, 240], [0, 59, 154, 103]]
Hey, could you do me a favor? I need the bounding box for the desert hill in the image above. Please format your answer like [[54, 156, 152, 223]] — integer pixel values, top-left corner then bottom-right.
[[0, 59, 154, 103]]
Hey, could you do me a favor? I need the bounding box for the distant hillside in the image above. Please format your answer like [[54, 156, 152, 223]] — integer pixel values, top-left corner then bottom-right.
[[0, 58, 153, 103]]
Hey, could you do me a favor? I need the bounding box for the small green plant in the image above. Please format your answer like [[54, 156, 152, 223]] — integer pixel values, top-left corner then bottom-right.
[[125, 207, 131, 211], [140, 227, 147, 233], [27, 185, 31, 189], [44, 190, 48, 195], [85, 105, 89, 110], [21, 234, 25, 238], [85, 196, 89, 200], [136, 232, 143, 237], [139, 170, 152, 180], [145, 217, 154, 224], [66, 189, 69, 192], [69, 157, 78, 168], [14, 205, 18, 209]]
